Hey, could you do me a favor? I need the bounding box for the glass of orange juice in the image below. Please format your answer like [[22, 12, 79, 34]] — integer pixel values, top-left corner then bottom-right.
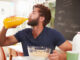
[[3, 17, 28, 29]]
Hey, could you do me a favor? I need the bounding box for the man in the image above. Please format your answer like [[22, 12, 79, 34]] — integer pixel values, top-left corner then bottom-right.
[[0, 4, 72, 60]]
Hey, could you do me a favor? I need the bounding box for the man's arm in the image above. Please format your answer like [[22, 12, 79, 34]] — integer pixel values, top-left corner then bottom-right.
[[58, 40, 72, 60], [0, 26, 18, 46], [48, 40, 72, 60], [59, 40, 72, 51]]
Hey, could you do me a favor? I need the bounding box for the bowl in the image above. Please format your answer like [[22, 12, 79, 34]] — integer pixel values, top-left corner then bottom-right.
[[27, 46, 51, 60]]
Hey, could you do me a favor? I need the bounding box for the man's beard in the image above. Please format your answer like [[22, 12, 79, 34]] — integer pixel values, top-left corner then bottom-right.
[[28, 17, 39, 26]]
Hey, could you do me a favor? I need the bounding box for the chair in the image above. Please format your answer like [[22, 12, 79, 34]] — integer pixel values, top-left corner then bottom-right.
[[0, 46, 6, 60], [9, 48, 24, 60]]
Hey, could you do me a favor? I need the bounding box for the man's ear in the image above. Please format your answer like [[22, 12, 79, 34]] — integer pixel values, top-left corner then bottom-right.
[[39, 16, 45, 22]]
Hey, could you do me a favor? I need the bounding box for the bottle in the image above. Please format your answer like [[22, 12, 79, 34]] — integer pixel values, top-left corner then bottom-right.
[[3, 17, 28, 29], [72, 32, 80, 60], [72, 32, 80, 52]]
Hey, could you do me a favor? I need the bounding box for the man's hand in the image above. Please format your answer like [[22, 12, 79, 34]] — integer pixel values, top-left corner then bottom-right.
[[0, 26, 18, 46], [48, 50, 59, 60], [48, 50, 66, 60]]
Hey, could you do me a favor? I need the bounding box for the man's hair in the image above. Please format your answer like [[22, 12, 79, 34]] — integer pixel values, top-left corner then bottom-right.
[[33, 4, 51, 26]]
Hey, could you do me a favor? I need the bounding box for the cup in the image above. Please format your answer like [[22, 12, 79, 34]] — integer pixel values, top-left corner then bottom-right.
[[67, 51, 79, 60]]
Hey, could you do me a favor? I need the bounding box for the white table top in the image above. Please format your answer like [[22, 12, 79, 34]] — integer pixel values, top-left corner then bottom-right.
[[12, 56, 49, 60], [12, 56, 30, 60]]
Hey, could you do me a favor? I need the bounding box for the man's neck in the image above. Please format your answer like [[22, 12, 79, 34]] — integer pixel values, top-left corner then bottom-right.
[[32, 25, 44, 39]]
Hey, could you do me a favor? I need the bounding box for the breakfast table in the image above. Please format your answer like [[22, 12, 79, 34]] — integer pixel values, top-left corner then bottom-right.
[[12, 56, 30, 60], [12, 56, 49, 60]]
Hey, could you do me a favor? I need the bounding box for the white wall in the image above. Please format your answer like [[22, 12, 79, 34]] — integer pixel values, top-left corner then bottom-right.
[[0, 1, 15, 30]]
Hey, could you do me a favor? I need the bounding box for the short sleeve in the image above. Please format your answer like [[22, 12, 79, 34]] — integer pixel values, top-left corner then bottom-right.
[[54, 30, 66, 46], [14, 30, 24, 42]]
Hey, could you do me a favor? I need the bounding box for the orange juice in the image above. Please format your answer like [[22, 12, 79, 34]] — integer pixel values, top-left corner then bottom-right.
[[3, 17, 28, 29]]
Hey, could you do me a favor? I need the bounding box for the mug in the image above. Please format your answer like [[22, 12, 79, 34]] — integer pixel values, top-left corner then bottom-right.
[[67, 51, 79, 60]]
